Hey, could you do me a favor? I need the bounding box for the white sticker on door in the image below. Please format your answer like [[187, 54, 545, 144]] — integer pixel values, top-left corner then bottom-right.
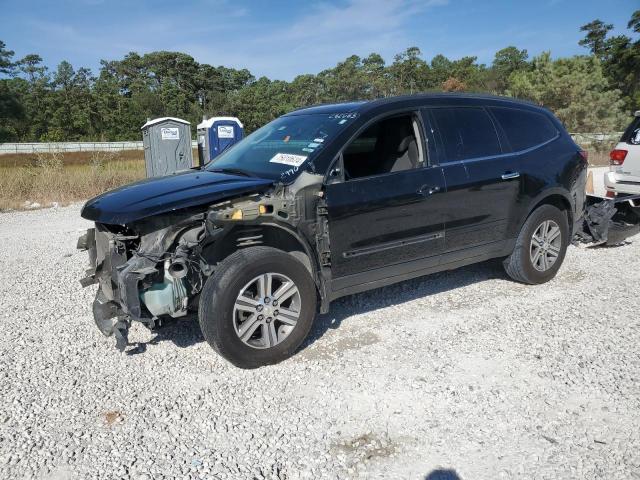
[[217, 125, 235, 139], [269, 153, 307, 166], [161, 127, 180, 140]]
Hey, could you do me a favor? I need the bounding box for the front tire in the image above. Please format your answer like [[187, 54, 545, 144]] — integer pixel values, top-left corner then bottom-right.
[[198, 246, 317, 369], [503, 204, 569, 284]]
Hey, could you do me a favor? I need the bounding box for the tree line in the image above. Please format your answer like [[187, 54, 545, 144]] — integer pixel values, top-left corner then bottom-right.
[[0, 10, 638, 142]]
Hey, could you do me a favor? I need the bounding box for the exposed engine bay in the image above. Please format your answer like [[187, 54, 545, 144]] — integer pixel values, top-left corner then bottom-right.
[[78, 172, 329, 350]]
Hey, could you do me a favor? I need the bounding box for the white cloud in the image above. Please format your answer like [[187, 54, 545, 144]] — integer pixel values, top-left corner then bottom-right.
[[284, 0, 447, 38], [18, 0, 449, 79], [191, 0, 449, 79]]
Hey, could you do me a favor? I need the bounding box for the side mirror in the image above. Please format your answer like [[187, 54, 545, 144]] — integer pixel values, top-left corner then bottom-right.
[[326, 167, 342, 184], [326, 153, 344, 184]]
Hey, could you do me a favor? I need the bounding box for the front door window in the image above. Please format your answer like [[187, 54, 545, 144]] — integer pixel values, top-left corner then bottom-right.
[[342, 114, 423, 180]]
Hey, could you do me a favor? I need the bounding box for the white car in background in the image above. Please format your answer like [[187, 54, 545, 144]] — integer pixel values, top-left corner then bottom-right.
[[606, 111, 640, 196]]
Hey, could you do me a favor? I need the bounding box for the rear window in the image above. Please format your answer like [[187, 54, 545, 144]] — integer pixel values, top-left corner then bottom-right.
[[621, 117, 640, 145], [430, 107, 502, 162], [490, 107, 558, 151]]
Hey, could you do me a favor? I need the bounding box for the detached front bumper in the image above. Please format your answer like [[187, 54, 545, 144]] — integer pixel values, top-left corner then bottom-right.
[[576, 194, 640, 246]]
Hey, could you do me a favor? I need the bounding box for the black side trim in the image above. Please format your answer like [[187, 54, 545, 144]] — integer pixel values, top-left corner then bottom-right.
[[343, 231, 444, 258], [330, 239, 514, 298]]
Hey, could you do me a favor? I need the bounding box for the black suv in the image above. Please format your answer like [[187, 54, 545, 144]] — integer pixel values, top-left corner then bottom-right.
[[79, 94, 587, 368]]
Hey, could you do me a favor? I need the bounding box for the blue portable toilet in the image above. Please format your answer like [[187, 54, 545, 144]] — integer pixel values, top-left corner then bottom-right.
[[197, 116, 244, 165]]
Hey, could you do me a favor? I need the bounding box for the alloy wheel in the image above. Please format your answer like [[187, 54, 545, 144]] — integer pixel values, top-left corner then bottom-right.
[[232, 273, 301, 349], [530, 220, 562, 272]]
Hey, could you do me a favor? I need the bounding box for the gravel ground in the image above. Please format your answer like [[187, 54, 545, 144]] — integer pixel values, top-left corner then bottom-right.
[[0, 204, 639, 480]]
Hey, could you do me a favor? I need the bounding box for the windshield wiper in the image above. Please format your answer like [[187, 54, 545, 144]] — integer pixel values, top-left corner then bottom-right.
[[209, 167, 257, 178]]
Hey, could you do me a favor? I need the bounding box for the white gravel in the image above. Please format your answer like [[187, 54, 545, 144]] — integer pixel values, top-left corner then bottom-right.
[[0, 204, 639, 480]]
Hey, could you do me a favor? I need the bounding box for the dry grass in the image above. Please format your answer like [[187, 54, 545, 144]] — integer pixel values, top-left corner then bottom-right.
[[577, 137, 617, 167], [0, 150, 145, 211], [585, 151, 610, 166], [0, 149, 145, 168], [0, 149, 199, 168]]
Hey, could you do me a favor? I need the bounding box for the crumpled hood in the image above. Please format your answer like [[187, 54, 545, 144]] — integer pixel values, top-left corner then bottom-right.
[[81, 170, 273, 225]]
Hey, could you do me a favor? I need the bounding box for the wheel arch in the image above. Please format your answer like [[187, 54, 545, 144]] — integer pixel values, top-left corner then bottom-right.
[[521, 189, 574, 234], [203, 222, 320, 282]]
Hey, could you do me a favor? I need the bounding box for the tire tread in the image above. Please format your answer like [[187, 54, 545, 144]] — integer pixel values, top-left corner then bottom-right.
[[503, 204, 568, 284], [198, 246, 316, 368]]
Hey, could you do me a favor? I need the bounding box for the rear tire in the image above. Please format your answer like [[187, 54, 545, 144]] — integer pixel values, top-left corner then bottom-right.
[[503, 204, 569, 284], [198, 246, 317, 369]]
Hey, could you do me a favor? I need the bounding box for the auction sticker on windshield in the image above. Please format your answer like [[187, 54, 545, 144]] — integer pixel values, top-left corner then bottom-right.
[[269, 153, 307, 167]]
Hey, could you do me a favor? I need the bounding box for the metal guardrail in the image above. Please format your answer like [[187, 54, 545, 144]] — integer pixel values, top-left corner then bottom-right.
[[0, 140, 199, 155], [0, 134, 622, 155], [570, 132, 622, 145]]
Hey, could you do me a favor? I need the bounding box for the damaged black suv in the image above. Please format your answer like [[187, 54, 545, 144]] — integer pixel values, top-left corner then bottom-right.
[[79, 94, 587, 368]]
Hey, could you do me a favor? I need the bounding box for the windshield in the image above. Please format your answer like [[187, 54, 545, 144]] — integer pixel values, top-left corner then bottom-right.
[[205, 113, 358, 181]]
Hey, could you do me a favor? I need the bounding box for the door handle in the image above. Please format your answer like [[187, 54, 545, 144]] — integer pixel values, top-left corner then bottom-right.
[[417, 185, 441, 196], [501, 172, 520, 180]]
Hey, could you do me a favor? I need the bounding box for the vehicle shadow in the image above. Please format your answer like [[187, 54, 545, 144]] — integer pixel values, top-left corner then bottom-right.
[[424, 469, 462, 480], [126, 313, 203, 354], [299, 258, 507, 351], [128, 258, 507, 354]]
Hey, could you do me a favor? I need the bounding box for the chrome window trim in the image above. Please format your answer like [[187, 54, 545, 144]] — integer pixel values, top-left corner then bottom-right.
[[438, 132, 561, 166]]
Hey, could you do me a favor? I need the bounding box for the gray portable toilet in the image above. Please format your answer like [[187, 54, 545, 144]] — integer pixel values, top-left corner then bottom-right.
[[197, 116, 244, 166], [141, 117, 194, 177]]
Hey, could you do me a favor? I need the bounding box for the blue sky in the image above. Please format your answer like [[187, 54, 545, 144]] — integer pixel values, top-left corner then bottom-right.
[[1, 0, 638, 80]]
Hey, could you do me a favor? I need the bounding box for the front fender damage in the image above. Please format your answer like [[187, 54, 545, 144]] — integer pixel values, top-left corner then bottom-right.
[[78, 172, 330, 351], [79, 213, 212, 350]]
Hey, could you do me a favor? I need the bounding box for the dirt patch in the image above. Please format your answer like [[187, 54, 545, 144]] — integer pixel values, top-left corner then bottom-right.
[[332, 433, 396, 467], [558, 269, 588, 283], [104, 411, 124, 426], [302, 331, 379, 360]]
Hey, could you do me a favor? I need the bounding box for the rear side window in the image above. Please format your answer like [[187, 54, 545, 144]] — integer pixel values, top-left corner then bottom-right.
[[621, 117, 640, 145], [430, 107, 501, 162], [490, 107, 558, 151]]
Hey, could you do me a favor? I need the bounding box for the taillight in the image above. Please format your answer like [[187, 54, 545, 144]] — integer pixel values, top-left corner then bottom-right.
[[610, 149, 628, 165], [579, 150, 588, 162]]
